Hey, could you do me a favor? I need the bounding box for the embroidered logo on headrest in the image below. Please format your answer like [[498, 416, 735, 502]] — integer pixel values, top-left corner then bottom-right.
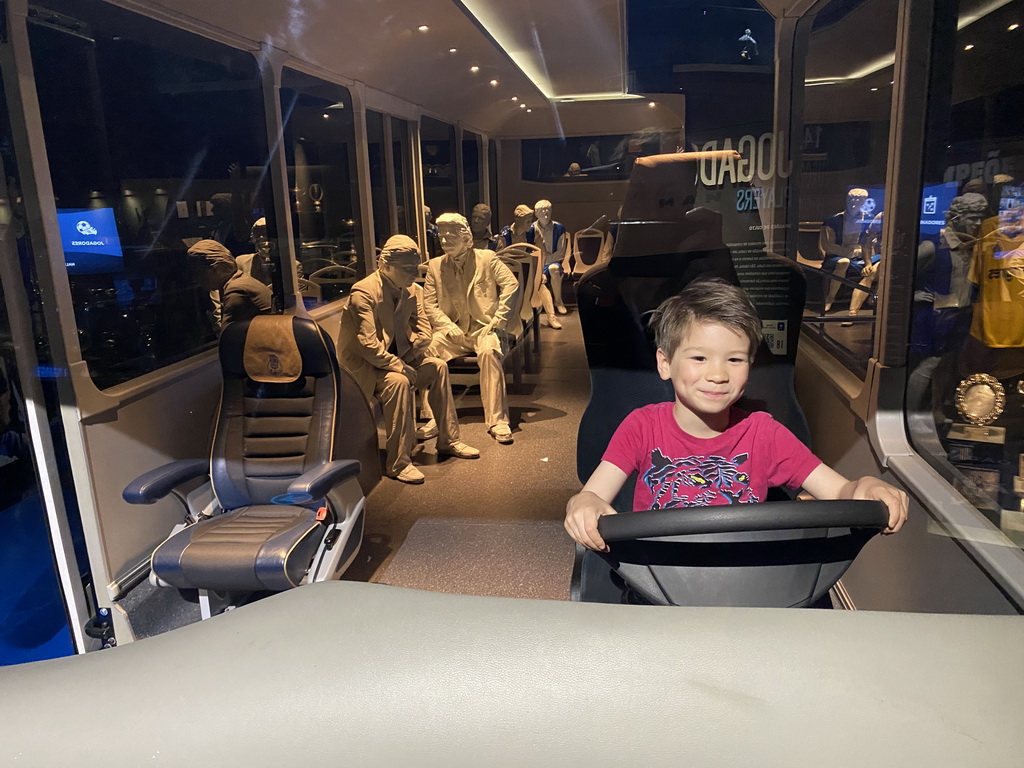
[[267, 353, 281, 375]]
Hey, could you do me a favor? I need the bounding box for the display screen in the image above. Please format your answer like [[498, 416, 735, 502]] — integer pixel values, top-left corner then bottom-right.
[[57, 207, 124, 274], [919, 182, 958, 236]]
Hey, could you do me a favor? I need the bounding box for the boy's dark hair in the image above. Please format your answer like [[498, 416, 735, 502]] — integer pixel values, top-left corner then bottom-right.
[[650, 278, 762, 357]]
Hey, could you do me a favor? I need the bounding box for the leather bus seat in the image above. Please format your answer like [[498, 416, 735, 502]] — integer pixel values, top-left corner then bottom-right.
[[124, 315, 369, 617]]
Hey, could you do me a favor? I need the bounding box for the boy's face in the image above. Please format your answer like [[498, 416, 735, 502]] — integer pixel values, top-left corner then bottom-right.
[[656, 322, 751, 422]]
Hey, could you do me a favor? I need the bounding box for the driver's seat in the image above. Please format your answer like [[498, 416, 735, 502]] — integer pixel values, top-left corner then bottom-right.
[[571, 152, 884, 607]]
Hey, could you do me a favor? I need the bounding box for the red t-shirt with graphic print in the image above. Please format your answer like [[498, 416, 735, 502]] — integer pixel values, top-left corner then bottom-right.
[[601, 403, 821, 509]]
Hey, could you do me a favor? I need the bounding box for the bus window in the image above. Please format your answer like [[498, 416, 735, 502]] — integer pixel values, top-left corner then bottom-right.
[[462, 130, 482, 211], [906, 0, 1024, 548], [795, 0, 899, 376], [279, 69, 364, 306], [29, 0, 275, 389], [366, 109, 390, 251]]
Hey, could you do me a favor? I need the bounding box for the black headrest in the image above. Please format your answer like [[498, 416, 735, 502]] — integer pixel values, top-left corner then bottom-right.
[[219, 317, 337, 379]]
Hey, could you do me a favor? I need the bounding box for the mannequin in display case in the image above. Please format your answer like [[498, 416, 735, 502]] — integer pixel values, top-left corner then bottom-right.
[[470, 203, 498, 251], [819, 188, 876, 315], [912, 192, 987, 359], [337, 235, 480, 484], [424, 213, 519, 444], [526, 199, 570, 329]]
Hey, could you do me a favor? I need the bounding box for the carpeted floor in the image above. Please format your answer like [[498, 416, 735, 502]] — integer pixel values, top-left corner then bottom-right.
[[376, 518, 574, 600], [343, 310, 590, 598]]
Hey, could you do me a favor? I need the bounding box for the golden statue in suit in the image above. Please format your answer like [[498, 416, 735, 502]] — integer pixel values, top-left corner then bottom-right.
[[424, 213, 519, 444]]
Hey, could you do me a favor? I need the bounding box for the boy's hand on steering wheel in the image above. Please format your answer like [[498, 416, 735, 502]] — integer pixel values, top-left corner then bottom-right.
[[564, 491, 617, 552], [853, 477, 908, 534]]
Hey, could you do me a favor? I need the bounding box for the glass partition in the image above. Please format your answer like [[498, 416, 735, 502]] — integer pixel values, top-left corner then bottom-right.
[[521, 133, 671, 182], [279, 68, 363, 307], [794, 0, 899, 375], [421, 115, 458, 219], [488, 138, 499, 213], [906, 0, 1024, 547], [29, 0, 276, 388], [462, 129, 482, 212], [366, 109, 389, 250], [392, 117, 415, 237]]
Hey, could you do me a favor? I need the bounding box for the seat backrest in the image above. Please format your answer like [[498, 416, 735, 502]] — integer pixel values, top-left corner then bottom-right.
[[571, 230, 609, 275], [213, 316, 379, 507], [496, 243, 542, 320], [576, 152, 809, 509], [495, 255, 526, 338]]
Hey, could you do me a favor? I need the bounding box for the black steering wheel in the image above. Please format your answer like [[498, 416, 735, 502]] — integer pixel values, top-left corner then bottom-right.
[[576, 500, 890, 607], [597, 499, 889, 541]]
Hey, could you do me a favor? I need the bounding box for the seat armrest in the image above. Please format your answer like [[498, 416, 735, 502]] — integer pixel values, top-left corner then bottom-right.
[[288, 460, 361, 500], [123, 459, 210, 504]]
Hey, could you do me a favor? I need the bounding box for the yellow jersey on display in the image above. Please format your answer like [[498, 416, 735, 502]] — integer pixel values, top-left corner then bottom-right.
[[968, 217, 1024, 348]]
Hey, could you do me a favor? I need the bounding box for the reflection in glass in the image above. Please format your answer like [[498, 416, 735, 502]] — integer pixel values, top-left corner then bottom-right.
[[795, 0, 898, 374], [366, 110, 390, 250], [906, 0, 1024, 547], [421, 116, 458, 217], [462, 130, 482, 212], [30, 1, 276, 387], [392, 117, 414, 237], [280, 68, 363, 306], [488, 139, 500, 216], [521, 132, 671, 183], [0, 80, 75, 664]]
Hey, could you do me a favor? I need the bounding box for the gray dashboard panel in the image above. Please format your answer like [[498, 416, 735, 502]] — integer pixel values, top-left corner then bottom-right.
[[1, 581, 1021, 767]]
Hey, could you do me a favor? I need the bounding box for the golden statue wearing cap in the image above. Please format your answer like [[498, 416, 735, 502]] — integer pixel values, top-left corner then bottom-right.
[[337, 235, 480, 484]]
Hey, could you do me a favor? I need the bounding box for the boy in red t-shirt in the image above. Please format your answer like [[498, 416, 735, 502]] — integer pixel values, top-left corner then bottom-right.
[[564, 279, 908, 552]]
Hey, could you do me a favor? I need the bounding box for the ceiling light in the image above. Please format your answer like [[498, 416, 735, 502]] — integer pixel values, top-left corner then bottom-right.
[[1010, 23, 1019, 31], [648, 101, 656, 107], [490, 80, 500, 87], [323, 113, 330, 118], [511, 96, 518, 101], [519, 103, 527, 109], [470, 65, 480, 73], [418, 25, 429, 32], [870, 87, 878, 91], [964, 43, 975, 50], [526, 109, 532, 113], [449, 48, 457, 53]]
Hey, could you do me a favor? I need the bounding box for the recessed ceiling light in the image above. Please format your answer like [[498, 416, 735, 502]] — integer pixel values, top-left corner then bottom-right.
[[323, 113, 330, 118], [964, 43, 975, 50], [870, 87, 878, 92], [511, 96, 518, 101], [1010, 23, 1019, 31], [526, 108, 532, 113], [449, 48, 457, 53], [519, 103, 527, 109], [489, 79, 499, 86], [470, 65, 480, 73], [418, 25, 429, 32], [648, 101, 656, 108]]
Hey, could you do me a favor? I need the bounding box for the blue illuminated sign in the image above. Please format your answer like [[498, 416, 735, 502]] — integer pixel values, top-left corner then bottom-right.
[[57, 207, 124, 274]]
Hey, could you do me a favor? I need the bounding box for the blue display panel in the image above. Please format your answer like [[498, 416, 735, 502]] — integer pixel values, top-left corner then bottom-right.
[[57, 207, 124, 274], [919, 182, 958, 236]]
